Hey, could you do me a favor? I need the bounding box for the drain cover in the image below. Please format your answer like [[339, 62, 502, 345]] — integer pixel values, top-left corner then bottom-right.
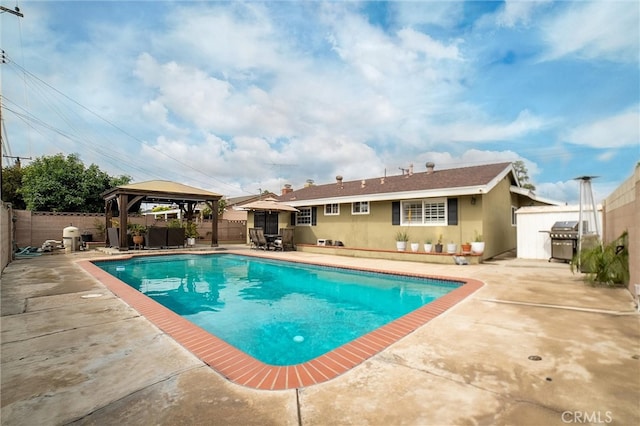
[[528, 355, 542, 361], [632, 355, 640, 360]]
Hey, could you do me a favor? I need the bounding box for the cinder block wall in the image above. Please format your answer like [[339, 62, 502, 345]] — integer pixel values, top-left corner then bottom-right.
[[603, 164, 639, 292], [15, 211, 104, 248], [12, 210, 247, 248]]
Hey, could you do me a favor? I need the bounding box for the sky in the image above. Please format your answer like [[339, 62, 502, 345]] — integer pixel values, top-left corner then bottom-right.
[[1, 0, 638, 204]]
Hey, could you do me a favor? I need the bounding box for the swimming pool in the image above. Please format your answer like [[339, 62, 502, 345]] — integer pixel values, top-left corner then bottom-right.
[[94, 254, 459, 365], [81, 252, 483, 389]]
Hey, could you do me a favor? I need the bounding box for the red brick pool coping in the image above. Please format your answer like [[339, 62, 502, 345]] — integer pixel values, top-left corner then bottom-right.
[[78, 251, 483, 390]]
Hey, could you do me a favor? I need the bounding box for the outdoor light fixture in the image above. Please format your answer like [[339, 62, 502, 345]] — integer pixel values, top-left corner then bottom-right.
[[471, 196, 476, 205]]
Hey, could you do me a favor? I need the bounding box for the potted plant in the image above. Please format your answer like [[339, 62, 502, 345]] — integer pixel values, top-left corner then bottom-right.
[[128, 223, 147, 247], [447, 240, 457, 254], [434, 235, 443, 253], [184, 221, 199, 247], [410, 241, 420, 252], [461, 241, 472, 254], [471, 231, 485, 254], [424, 239, 433, 253], [395, 229, 410, 251]]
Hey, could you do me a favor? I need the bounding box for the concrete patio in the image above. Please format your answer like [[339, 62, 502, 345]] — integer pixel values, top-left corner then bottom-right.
[[1, 245, 638, 425]]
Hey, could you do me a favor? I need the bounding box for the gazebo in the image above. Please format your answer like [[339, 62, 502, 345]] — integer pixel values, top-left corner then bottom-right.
[[102, 180, 222, 251]]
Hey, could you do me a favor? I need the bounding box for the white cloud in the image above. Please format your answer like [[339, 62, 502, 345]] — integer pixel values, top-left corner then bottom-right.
[[435, 109, 548, 143], [495, 0, 552, 28], [391, 1, 463, 29], [564, 107, 640, 149], [541, 1, 640, 62]]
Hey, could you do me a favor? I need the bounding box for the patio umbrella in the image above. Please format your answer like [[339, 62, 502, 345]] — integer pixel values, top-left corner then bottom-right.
[[239, 197, 299, 213]]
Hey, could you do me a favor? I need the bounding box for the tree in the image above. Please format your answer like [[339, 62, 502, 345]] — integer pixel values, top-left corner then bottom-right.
[[20, 153, 131, 212], [1, 162, 27, 209], [513, 160, 536, 191]]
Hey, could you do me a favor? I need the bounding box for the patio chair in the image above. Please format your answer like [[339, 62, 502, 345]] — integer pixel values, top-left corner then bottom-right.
[[249, 228, 260, 249], [253, 228, 271, 250], [278, 228, 295, 251]]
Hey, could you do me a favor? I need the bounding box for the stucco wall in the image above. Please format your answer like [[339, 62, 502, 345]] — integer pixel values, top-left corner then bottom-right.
[[603, 164, 639, 292], [1, 202, 13, 272], [482, 176, 516, 258], [255, 196, 488, 255]]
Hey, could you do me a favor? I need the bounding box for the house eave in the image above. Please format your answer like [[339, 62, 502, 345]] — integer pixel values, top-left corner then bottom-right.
[[510, 186, 563, 206], [285, 185, 491, 207]]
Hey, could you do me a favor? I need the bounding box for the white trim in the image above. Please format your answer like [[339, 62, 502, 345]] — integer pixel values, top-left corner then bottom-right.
[[351, 201, 370, 215], [286, 185, 491, 207], [401, 198, 447, 226], [296, 207, 313, 226], [324, 203, 340, 216], [510, 186, 563, 206]]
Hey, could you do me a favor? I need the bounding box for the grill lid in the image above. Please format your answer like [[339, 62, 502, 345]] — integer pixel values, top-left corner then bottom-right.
[[551, 221, 579, 232]]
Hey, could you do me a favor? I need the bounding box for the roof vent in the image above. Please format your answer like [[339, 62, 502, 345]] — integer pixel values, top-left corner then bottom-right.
[[408, 163, 414, 176], [304, 179, 314, 187], [336, 175, 343, 187], [361, 179, 366, 188], [426, 162, 435, 174]]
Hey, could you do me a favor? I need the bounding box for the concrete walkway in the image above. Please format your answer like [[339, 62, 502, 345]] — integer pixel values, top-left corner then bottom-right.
[[1, 246, 638, 425]]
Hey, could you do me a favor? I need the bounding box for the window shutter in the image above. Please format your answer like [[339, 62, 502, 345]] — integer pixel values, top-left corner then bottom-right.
[[392, 201, 400, 225], [290, 212, 296, 226], [311, 207, 317, 226], [447, 198, 458, 225]]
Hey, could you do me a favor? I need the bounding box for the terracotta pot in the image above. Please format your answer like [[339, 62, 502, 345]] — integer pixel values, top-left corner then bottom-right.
[[461, 243, 472, 254]]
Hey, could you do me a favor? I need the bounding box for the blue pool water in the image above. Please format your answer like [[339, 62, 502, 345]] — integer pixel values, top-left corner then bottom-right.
[[94, 254, 459, 365]]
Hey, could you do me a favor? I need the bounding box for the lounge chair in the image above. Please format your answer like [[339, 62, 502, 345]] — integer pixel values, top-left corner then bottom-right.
[[253, 228, 271, 250]]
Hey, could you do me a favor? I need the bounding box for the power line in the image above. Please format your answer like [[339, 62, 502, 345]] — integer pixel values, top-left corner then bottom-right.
[[2, 53, 255, 195]]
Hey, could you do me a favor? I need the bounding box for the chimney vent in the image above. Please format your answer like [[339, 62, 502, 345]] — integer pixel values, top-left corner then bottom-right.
[[409, 163, 414, 176], [304, 179, 314, 188], [281, 184, 293, 196], [426, 162, 435, 174]]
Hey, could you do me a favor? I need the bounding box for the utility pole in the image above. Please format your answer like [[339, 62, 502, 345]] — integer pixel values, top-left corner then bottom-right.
[[0, 5, 24, 17], [1, 5, 25, 202]]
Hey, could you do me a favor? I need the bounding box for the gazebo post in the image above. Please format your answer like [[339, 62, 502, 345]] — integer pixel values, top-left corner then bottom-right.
[[118, 193, 128, 251], [211, 199, 218, 247], [104, 200, 111, 248]]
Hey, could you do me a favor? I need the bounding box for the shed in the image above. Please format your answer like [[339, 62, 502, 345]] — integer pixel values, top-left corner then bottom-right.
[[516, 205, 603, 260]]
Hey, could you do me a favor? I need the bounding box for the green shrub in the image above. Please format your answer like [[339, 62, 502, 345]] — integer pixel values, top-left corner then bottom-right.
[[571, 231, 629, 287]]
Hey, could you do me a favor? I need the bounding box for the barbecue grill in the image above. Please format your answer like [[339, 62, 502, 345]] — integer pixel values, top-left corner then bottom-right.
[[549, 221, 580, 262]]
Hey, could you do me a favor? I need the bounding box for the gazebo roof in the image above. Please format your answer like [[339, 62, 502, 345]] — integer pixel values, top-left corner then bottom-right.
[[102, 180, 222, 205]]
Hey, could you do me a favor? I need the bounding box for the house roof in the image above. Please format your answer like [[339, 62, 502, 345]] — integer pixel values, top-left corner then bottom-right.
[[227, 193, 279, 207], [278, 162, 516, 206]]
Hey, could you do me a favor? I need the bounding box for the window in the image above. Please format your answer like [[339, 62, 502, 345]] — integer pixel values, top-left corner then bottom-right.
[[352, 201, 369, 215], [400, 199, 446, 225], [324, 203, 339, 215], [403, 201, 422, 224], [425, 200, 446, 224], [296, 207, 312, 226], [511, 206, 517, 226]]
